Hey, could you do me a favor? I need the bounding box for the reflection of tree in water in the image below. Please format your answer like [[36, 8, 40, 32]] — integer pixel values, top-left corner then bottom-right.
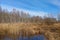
[[20, 28, 34, 40]]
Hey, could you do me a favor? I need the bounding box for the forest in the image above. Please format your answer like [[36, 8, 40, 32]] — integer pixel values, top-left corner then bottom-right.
[[0, 6, 60, 25]]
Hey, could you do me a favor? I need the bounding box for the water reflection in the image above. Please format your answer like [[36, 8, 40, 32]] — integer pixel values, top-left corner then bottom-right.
[[3, 35, 46, 40]]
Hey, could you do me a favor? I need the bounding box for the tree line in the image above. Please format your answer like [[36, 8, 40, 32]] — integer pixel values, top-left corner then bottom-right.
[[0, 6, 60, 24]]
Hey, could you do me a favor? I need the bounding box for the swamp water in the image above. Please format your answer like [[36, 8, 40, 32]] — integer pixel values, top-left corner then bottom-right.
[[3, 35, 47, 40]]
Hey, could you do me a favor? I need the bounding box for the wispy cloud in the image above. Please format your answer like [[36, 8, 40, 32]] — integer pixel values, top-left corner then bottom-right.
[[43, 0, 60, 8], [50, 0, 60, 6]]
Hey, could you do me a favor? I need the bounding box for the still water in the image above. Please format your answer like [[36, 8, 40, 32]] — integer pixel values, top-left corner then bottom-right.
[[4, 35, 46, 40]]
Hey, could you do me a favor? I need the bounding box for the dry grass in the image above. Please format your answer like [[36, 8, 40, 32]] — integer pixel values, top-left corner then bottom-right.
[[0, 23, 60, 40]]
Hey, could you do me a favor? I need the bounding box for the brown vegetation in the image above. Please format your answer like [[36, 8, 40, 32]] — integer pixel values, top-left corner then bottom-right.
[[0, 23, 60, 40]]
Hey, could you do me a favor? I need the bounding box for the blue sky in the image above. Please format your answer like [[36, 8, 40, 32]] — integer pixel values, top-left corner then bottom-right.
[[0, 0, 60, 17]]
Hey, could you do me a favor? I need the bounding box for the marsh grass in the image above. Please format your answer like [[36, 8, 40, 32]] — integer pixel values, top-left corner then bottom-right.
[[0, 23, 60, 40]]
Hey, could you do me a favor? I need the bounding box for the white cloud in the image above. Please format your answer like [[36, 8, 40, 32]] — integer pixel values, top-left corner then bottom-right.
[[27, 11, 48, 17], [52, 0, 60, 6], [47, 0, 60, 8], [1, 4, 14, 11]]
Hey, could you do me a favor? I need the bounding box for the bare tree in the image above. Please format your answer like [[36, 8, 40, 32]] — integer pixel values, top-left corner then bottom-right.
[[57, 13, 60, 22]]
